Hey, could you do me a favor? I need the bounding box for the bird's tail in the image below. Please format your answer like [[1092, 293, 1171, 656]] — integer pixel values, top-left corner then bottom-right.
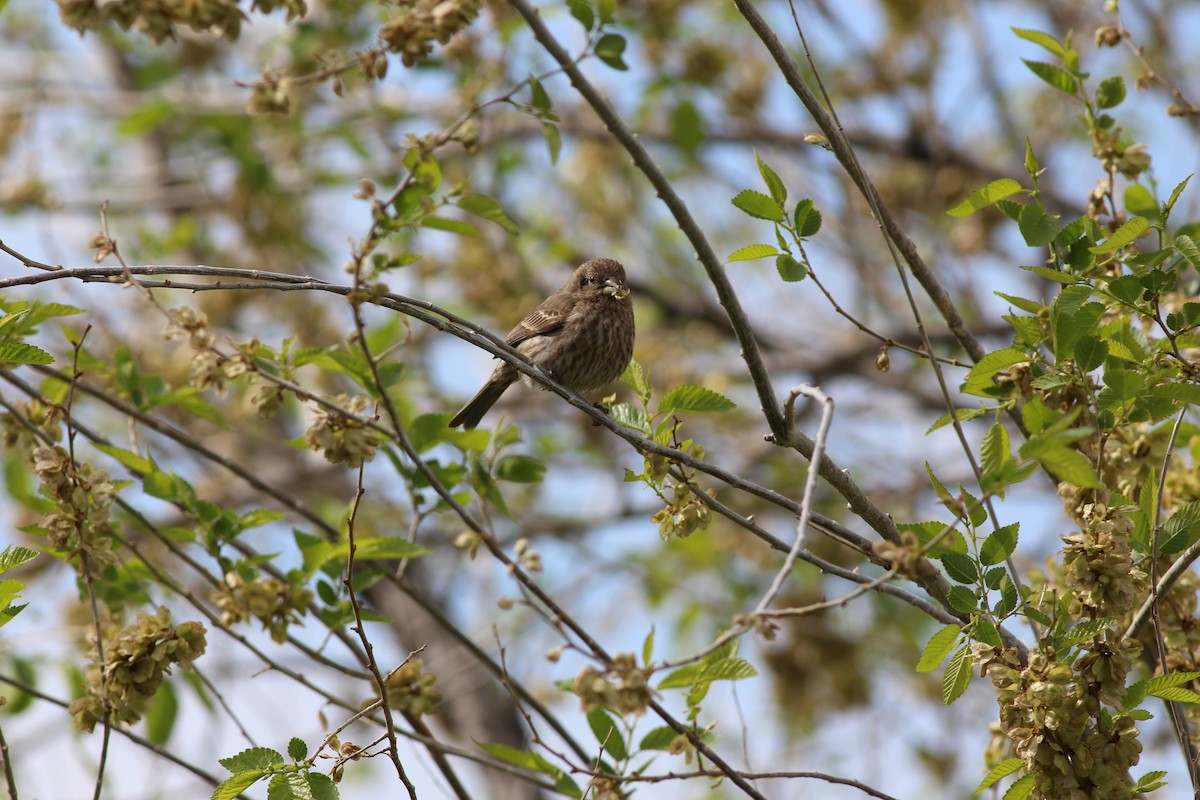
[[449, 378, 513, 429]]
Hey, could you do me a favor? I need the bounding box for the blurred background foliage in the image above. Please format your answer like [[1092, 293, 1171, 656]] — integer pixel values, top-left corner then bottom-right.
[[2, 0, 1199, 798]]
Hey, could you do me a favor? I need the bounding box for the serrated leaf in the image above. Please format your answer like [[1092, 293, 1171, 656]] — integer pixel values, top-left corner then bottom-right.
[[620, 359, 650, 404], [793, 198, 822, 237], [941, 644, 972, 704], [727, 244, 778, 262], [1132, 770, 1169, 793], [660, 385, 735, 413], [528, 75, 551, 111], [731, 189, 784, 222], [698, 657, 758, 681], [755, 150, 787, 204], [946, 585, 978, 613], [287, 737, 308, 762], [1159, 501, 1200, 555], [0, 341, 53, 365], [1150, 687, 1200, 704], [977, 758, 1024, 793], [947, 178, 1023, 217], [1176, 234, 1200, 271], [609, 402, 650, 433], [1022, 59, 1078, 94], [1125, 671, 1200, 710], [1090, 216, 1149, 254], [1018, 203, 1059, 246], [980, 422, 1011, 475], [940, 552, 978, 583], [1053, 618, 1115, 649], [1124, 184, 1157, 219], [1073, 336, 1108, 371], [212, 771, 267, 800], [220, 747, 285, 773], [0, 545, 38, 574], [980, 523, 1019, 566], [1003, 772, 1035, 800], [775, 253, 808, 282], [916, 624, 962, 672], [477, 741, 541, 770]]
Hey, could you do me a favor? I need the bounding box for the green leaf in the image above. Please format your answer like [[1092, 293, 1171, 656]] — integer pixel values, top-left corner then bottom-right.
[[1166, 175, 1192, 217], [946, 585, 978, 613], [1052, 618, 1115, 649], [642, 625, 655, 665], [947, 178, 1023, 217], [0, 341, 53, 365], [349, 536, 431, 562], [0, 545, 37, 574], [1073, 336, 1108, 371], [421, 216, 482, 238], [1095, 75, 1126, 109], [980, 523, 1019, 566], [1176, 234, 1200, 271], [926, 406, 990, 433], [220, 747, 285, 773], [1021, 443, 1101, 488], [145, 679, 178, 745], [941, 644, 972, 704], [669, 98, 704, 159], [1124, 184, 1157, 219], [1159, 501, 1200, 555], [1011, 27, 1065, 57], [609, 402, 650, 432], [977, 758, 1024, 793], [594, 33, 628, 70], [1003, 772, 1035, 800], [212, 771, 267, 800], [916, 624, 962, 673], [793, 198, 822, 237], [1131, 771, 1168, 793], [457, 194, 519, 236], [940, 552, 978, 583], [638, 726, 678, 751], [660, 385, 735, 413], [1105, 274, 1143, 305], [775, 253, 808, 282], [495, 454, 546, 483], [755, 150, 787, 204], [542, 121, 562, 165], [698, 657, 758, 681], [1126, 671, 1200, 710], [727, 244, 778, 262], [91, 442, 155, 475], [980, 421, 1011, 475], [1022, 59, 1078, 94], [567, 0, 594, 31], [620, 359, 651, 404], [961, 348, 1029, 397], [1023, 137, 1040, 177], [528, 75, 551, 111], [731, 189, 784, 222], [1017, 203, 1059, 246], [287, 737, 308, 762], [1090, 216, 1149, 254], [587, 709, 628, 761]]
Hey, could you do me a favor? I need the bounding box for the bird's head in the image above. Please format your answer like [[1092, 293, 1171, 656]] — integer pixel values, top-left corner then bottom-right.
[[574, 257, 630, 300]]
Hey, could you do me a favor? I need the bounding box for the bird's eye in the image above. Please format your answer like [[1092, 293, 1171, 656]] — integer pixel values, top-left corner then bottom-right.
[[580, 275, 594, 286]]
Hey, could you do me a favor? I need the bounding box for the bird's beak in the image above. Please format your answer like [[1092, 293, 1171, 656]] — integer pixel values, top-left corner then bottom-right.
[[604, 279, 631, 300]]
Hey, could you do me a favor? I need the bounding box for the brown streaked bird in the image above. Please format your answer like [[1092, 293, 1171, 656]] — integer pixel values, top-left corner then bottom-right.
[[449, 258, 635, 429]]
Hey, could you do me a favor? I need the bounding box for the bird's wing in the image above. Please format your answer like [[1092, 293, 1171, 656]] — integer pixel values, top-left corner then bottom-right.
[[506, 295, 570, 346]]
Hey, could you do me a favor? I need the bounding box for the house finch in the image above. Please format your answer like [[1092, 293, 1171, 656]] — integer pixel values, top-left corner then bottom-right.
[[449, 258, 635, 429]]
